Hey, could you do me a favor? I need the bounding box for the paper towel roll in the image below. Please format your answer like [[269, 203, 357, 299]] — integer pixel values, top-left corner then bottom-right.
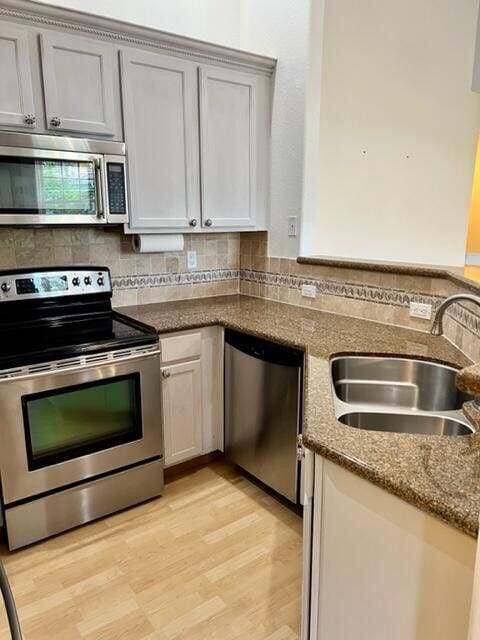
[[132, 234, 184, 253]]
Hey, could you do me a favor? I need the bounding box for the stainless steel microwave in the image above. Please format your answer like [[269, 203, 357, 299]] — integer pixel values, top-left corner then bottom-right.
[[0, 132, 128, 225]]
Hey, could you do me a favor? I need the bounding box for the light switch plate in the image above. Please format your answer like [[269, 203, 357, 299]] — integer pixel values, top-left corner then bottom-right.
[[288, 216, 298, 237], [302, 284, 316, 298], [409, 302, 432, 319], [187, 250, 197, 270]]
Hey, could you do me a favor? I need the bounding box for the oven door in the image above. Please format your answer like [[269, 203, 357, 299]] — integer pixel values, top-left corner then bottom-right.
[[0, 146, 105, 225], [0, 350, 162, 504]]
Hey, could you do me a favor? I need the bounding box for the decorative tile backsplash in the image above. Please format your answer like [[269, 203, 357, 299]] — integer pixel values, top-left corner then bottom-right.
[[240, 267, 440, 308], [114, 269, 240, 290], [0, 227, 241, 307], [0, 226, 479, 362], [239, 232, 480, 362]]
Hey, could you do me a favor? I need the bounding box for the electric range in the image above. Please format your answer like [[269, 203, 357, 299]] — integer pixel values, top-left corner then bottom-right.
[[0, 266, 163, 550]]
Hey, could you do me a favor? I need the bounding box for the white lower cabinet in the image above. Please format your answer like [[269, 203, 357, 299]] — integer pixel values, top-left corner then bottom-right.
[[161, 359, 203, 467], [305, 455, 476, 640], [160, 327, 223, 467]]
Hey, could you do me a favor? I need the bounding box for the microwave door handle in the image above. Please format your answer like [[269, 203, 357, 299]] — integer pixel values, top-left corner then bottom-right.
[[94, 159, 105, 218]]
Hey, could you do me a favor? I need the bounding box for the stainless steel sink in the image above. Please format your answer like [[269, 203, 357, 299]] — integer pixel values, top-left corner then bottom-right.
[[338, 412, 474, 436], [330, 356, 474, 436], [332, 357, 470, 411]]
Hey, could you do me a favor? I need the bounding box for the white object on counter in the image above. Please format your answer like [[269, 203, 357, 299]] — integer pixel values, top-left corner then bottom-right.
[[132, 234, 184, 253]]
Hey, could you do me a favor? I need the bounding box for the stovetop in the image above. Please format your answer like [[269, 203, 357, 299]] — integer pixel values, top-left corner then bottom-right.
[[0, 312, 158, 370], [0, 266, 157, 369]]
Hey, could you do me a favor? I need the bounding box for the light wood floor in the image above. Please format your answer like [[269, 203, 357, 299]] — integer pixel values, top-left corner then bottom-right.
[[0, 463, 303, 639]]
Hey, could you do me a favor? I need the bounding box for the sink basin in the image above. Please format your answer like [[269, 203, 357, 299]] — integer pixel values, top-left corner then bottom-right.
[[330, 355, 475, 436], [331, 356, 471, 412], [338, 412, 474, 436]]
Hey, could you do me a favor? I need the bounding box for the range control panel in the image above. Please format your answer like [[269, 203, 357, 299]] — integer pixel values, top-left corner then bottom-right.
[[0, 269, 111, 302]]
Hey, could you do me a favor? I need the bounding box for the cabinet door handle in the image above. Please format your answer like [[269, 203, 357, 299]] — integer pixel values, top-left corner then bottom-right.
[[50, 116, 61, 127], [204, 218, 213, 227], [189, 218, 198, 227], [24, 114, 36, 126], [162, 370, 171, 379]]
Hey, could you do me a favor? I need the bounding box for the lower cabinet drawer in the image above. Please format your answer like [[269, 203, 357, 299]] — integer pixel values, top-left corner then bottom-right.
[[160, 332, 201, 363]]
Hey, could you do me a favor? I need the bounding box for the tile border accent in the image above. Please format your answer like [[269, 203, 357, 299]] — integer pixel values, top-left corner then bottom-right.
[[240, 268, 440, 307], [450, 303, 480, 337], [112, 266, 480, 340], [112, 268, 240, 290], [240, 268, 480, 339]]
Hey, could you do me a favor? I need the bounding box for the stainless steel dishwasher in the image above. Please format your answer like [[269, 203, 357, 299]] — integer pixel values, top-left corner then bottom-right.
[[224, 329, 303, 503]]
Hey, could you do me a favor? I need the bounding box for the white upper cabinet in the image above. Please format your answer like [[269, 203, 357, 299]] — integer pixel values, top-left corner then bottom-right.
[[0, 2, 274, 232], [40, 31, 116, 136], [120, 48, 201, 231], [199, 66, 261, 230], [0, 23, 36, 129]]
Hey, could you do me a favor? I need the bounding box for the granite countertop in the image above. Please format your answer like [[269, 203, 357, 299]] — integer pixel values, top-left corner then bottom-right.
[[120, 294, 480, 538]]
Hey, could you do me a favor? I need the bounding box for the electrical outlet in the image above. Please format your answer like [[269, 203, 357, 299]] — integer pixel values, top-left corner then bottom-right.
[[409, 302, 432, 320], [301, 284, 316, 298], [288, 216, 298, 237], [187, 250, 197, 270]]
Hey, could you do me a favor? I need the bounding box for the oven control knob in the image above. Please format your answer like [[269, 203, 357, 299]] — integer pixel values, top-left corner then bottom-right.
[[1, 282, 11, 293], [97, 276, 104, 286], [84, 276, 92, 286], [72, 277, 80, 287]]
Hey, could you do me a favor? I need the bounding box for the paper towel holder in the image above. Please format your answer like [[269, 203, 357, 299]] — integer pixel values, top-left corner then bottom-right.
[[132, 234, 185, 253]]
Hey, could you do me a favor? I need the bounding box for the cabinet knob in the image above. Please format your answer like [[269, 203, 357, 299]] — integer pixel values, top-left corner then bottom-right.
[[50, 116, 61, 128], [189, 218, 198, 227], [204, 218, 213, 227], [162, 370, 171, 379], [24, 114, 36, 126]]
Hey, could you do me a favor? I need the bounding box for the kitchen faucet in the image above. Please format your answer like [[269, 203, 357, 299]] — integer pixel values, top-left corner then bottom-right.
[[430, 293, 480, 336]]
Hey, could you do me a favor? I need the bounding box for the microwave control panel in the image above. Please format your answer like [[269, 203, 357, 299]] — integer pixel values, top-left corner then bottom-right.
[[106, 162, 127, 216]]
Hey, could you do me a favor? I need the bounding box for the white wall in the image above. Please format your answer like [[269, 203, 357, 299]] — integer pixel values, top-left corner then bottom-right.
[[301, 0, 480, 266], [33, 0, 311, 258], [33, 0, 245, 49], [241, 0, 310, 258]]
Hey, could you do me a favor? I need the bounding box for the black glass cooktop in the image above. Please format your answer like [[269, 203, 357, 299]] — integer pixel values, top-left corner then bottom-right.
[[0, 312, 157, 370], [0, 267, 158, 369]]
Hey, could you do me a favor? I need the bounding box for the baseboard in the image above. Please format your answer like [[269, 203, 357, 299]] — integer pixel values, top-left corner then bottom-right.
[[164, 450, 224, 483]]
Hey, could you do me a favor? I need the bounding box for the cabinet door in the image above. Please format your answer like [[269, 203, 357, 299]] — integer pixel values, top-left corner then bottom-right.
[[0, 23, 36, 129], [199, 65, 259, 229], [121, 48, 200, 231], [161, 360, 203, 467], [310, 458, 475, 640], [40, 31, 116, 136]]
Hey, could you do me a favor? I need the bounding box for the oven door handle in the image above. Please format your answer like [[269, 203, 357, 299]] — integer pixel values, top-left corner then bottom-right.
[[0, 348, 161, 383]]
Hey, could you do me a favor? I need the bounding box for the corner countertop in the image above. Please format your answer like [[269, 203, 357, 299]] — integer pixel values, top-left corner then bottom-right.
[[120, 294, 480, 538]]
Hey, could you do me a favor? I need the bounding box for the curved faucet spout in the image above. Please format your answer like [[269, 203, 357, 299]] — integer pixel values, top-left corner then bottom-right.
[[431, 293, 480, 336]]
